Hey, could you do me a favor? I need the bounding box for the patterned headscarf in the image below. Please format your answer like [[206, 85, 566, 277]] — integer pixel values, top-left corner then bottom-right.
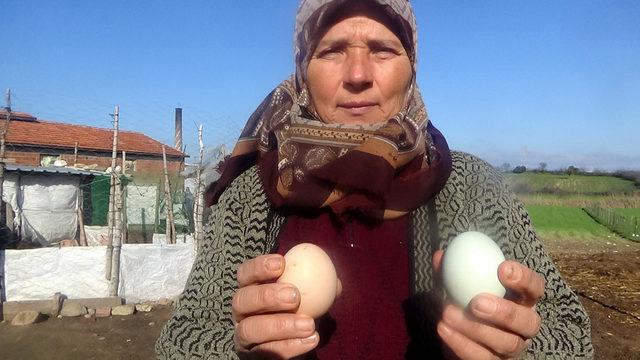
[[206, 0, 452, 219]]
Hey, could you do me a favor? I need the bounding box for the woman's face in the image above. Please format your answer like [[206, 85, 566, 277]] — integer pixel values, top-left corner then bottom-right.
[[306, 13, 412, 125]]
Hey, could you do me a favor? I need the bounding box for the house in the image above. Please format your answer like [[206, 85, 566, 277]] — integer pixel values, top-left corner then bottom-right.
[[0, 109, 188, 244], [0, 109, 186, 180]]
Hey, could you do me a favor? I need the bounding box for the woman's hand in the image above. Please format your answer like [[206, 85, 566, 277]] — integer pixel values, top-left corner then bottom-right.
[[432, 250, 545, 360], [232, 254, 319, 359]]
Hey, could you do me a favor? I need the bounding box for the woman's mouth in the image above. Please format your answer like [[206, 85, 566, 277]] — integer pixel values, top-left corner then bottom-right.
[[339, 101, 377, 116]]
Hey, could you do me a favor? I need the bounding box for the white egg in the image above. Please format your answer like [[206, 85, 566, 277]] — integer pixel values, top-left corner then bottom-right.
[[277, 243, 338, 318], [442, 231, 506, 308]]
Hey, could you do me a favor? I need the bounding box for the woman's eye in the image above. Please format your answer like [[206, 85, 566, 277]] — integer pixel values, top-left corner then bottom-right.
[[372, 47, 399, 59], [317, 48, 341, 59]]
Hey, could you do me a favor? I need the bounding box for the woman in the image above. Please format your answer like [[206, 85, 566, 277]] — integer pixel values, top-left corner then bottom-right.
[[157, 1, 593, 359]]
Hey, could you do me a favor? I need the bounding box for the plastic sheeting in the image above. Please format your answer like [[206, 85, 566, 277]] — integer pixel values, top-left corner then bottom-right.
[[1, 173, 79, 245], [125, 183, 157, 226], [3, 243, 196, 302]]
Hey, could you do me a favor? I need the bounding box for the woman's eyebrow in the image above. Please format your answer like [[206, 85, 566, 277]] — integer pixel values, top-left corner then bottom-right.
[[315, 37, 402, 51]]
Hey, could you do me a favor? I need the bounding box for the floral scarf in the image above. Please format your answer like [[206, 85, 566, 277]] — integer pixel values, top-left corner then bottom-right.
[[206, 0, 452, 219]]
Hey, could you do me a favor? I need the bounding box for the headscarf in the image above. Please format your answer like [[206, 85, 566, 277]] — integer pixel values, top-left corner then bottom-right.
[[206, 0, 452, 219]]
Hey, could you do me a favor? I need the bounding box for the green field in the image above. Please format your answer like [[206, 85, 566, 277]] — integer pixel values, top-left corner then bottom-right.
[[506, 173, 637, 194], [525, 205, 612, 235], [612, 208, 640, 218], [508, 172, 640, 242]]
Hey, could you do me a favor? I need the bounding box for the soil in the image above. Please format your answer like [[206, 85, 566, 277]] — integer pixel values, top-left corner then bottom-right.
[[1, 236, 639, 360]]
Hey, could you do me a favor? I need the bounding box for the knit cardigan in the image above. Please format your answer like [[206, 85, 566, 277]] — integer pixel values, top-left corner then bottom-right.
[[156, 151, 593, 359]]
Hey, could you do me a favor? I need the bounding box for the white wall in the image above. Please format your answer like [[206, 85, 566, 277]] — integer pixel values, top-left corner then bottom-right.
[[3, 243, 196, 303]]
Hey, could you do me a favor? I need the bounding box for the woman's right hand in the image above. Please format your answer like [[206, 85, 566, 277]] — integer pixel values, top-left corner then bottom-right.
[[232, 254, 320, 359]]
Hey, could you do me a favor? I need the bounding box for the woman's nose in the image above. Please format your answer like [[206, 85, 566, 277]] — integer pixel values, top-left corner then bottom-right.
[[344, 51, 373, 91]]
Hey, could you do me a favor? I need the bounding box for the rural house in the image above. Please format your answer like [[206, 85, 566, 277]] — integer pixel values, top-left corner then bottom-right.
[[0, 109, 188, 245], [0, 109, 185, 178]]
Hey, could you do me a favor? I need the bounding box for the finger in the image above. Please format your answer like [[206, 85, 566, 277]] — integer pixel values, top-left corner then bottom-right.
[[469, 295, 542, 339], [237, 255, 285, 287], [248, 332, 320, 359], [234, 314, 316, 350], [432, 249, 445, 273], [232, 283, 300, 322], [498, 261, 545, 307], [437, 321, 498, 360], [336, 278, 343, 298], [442, 302, 531, 358]]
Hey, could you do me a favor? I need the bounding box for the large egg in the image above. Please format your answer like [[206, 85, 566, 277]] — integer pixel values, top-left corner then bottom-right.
[[442, 231, 506, 308], [277, 243, 338, 318]]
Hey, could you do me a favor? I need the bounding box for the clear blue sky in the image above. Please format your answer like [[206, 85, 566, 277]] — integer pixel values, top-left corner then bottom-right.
[[2, 0, 639, 170]]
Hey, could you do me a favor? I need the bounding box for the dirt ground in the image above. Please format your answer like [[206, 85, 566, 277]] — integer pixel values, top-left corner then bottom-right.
[[549, 243, 640, 359], [1, 236, 639, 360]]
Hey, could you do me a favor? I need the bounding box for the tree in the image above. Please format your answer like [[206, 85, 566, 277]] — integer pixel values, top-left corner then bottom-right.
[[566, 165, 579, 176], [513, 165, 527, 174], [538, 162, 547, 172]]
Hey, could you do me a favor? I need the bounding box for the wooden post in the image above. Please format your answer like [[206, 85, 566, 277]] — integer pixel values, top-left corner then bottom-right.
[[77, 206, 87, 246], [105, 106, 119, 281], [73, 142, 78, 166], [77, 185, 87, 246], [162, 146, 176, 244], [193, 124, 205, 247], [108, 173, 123, 296], [0, 89, 11, 228], [121, 150, 127, 244]]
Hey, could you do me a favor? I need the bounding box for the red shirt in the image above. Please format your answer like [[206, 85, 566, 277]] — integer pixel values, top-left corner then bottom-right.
[[276, 211, 411, 359]]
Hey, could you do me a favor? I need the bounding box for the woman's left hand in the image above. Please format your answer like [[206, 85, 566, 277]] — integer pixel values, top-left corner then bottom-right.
[[432, 250, 545, 360]]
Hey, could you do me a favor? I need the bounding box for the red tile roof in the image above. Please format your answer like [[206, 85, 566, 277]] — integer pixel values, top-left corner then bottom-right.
[[0, 110, 185, 158]]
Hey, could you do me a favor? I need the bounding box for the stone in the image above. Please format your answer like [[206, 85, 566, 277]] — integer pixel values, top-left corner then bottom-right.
[[60, 302, 87, 317], [135, 304, 153, 313], [157, 297, 172, 306], [51, 293, 66, 317], [111, 304, 135, 316], [87, 308, 96, 316], [3, 299, 54, 320], [64, 297, 122, 309], [95, 307, 111, 318], [11, 311, 41, 326]]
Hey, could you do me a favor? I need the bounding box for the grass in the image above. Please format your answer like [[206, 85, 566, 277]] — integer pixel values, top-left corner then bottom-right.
[[612, 208, 640, 218], [525, 205, 612, 235], [506, 173, 637, 194]]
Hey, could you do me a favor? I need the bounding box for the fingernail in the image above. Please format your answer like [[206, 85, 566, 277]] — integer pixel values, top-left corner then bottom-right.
[[277, 286, 297, 303], [265, 257, 282, 271], [301, 333, 318, 344], [507, 265, 521, 282], [437, 322, 452, 337], [474, 297, 497, 316], [295, 317, 315, 331], [525, 339, 532, 348]]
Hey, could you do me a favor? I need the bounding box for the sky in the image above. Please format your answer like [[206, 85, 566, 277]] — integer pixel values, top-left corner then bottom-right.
[[1, 0, 639, 171]]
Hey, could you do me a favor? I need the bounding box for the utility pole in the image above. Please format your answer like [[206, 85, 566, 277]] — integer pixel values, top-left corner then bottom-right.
[[105, 106, 119, 283], [193, 124, 204, 247]]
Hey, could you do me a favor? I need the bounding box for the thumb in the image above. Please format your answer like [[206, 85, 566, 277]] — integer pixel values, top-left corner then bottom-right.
[[432, 249, 445, 273]]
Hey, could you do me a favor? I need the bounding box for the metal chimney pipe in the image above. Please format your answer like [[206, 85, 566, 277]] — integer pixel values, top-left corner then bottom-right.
[[174, 107, 183, 151]]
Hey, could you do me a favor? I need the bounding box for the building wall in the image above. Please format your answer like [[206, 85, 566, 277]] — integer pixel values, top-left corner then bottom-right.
[[6, 148, 183, 180]]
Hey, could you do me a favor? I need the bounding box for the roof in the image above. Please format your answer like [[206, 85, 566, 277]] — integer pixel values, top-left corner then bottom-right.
[[0, 110, 186, 158], [5, 164, 106, 177]]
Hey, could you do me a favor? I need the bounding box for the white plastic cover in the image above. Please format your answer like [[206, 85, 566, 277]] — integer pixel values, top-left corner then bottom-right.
[[2, 173, 79, 245], [3, 243, 196, 302], [125, 183, 157, 225]]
